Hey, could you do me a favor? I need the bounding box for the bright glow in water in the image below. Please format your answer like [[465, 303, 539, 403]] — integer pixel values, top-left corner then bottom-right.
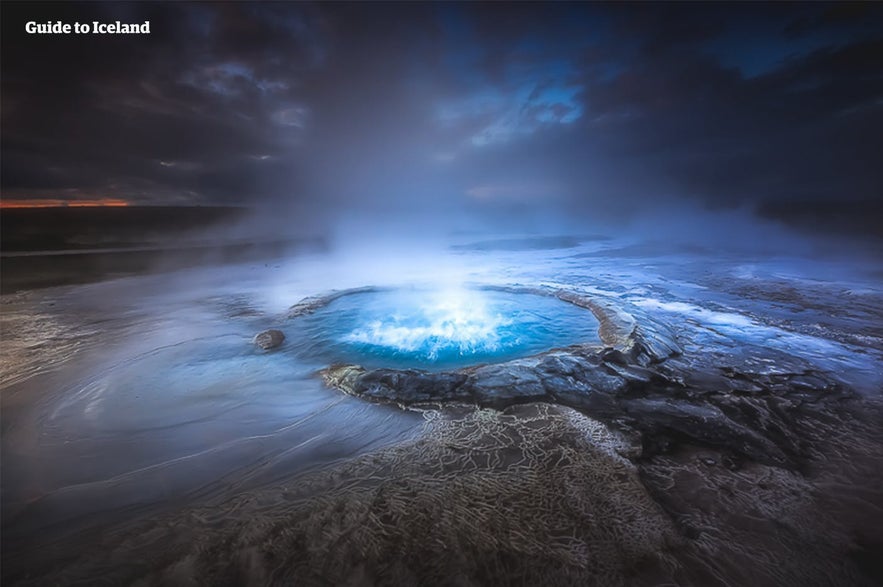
[[345, 288, 512, 358], [293, 288, 601, 370]]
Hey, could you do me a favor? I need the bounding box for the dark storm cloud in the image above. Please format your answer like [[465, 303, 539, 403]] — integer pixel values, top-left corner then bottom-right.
[[2, 1, 322, 204], [2, 2, 881, 236]]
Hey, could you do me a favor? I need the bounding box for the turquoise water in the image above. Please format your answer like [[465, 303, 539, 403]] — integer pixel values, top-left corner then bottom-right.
[[292, 288, 601, 371]]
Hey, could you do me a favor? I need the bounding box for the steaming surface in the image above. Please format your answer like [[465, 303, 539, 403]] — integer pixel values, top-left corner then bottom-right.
[[292, 289, 601, 370], [0, 275, 424, 545]]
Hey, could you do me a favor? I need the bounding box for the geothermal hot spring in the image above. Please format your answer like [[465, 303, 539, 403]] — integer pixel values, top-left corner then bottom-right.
[[292, 287, 600, 370], [2, 237, 883, 586]]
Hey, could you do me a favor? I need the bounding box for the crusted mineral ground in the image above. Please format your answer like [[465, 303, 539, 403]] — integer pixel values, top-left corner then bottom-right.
[[19, 402, 882, 586], [20, 405, 675, 585]]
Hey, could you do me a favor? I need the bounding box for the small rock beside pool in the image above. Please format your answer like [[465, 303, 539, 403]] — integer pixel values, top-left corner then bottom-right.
[[254, 329, 285, 350]]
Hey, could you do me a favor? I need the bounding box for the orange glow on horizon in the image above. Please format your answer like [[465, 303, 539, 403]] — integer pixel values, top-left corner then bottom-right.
[[0, 198, 130, 209]]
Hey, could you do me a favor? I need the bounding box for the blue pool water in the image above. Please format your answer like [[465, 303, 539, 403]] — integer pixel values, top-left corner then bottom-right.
[[292, 288, 601, 371]]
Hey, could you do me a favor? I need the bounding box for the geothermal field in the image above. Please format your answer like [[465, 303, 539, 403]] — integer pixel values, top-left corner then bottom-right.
[[3, 232, 882, 585]]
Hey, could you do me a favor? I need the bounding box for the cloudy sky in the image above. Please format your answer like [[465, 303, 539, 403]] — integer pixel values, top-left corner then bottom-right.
[[2, 2, 881, 236]]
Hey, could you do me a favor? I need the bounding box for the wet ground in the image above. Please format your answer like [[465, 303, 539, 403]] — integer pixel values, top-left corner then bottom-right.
[[2, 234, 882, 585]]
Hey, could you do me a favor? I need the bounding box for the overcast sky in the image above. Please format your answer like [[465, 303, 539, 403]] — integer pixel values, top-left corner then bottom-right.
[[2, 2, 881, 237]]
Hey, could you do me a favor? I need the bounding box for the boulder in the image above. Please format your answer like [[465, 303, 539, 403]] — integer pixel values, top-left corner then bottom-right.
[[253, 329, 285, 350]]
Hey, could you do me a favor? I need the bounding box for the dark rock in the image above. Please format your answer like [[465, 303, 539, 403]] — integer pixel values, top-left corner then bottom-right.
[[788, 372, 832, 391], [632, 326, 682, 363], [253, 329, 285, 350], [550, 386, 619, 415], [467, 363, 548, 403], [322, 365, 470, 404], [600, 348, 631, 366], [323, 364, 366, 393], [579, 366, 629, 395], [623, 398, 790, 466], [287, 287, 379, 318], [538, 353, 588, 376], [359, 369, 470, 403], [642, 433, 676, 455], [681, 370, 733, 392], [603, 362, 656, 384]]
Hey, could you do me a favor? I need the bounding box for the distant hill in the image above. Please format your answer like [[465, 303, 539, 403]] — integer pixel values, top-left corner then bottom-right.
[[0, 206, 251, 252], [0, 206, 330, 292]]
